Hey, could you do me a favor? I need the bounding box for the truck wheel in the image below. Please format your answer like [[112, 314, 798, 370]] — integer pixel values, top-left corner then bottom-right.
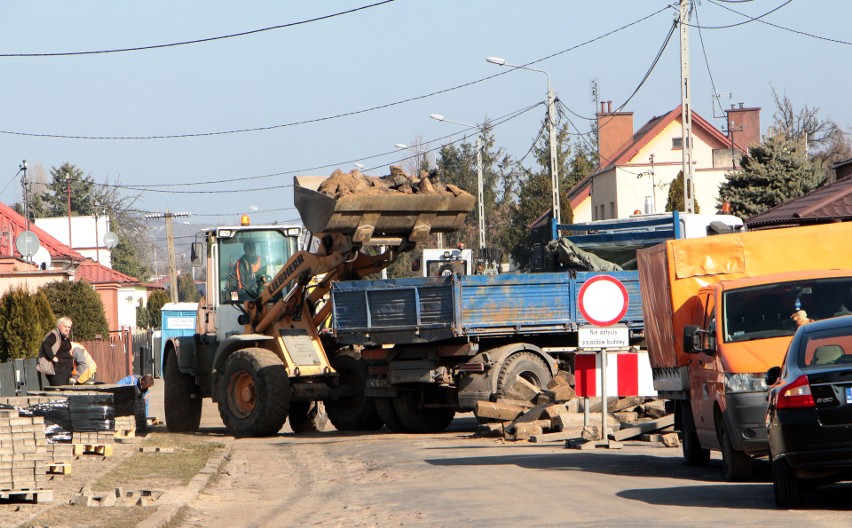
[[772, 456, 805, 508], [217, 348, 289, 437], [326, 355, 383, 431], [288, 401, 328, 433], [375, 397, 408, 433], [393, 390, 455, 433], [720, 421, 752, 481], [678, 402, 710, 467], [497, 352, 552, 397], [164, 349, 201, 433]]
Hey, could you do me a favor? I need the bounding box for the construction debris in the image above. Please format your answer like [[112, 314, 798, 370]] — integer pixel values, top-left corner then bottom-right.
[[317, 167, 468, 199], [473, 370, 678, 447]]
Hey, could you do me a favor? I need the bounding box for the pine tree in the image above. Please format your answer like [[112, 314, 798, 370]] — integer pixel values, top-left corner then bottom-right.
[[147, 290, 169, 329], [666, 171, 700, 213], [177, 273, 200, 302], [718, 134, 822, 219], [136, 299, 150, 329], [40, 280, 110, 340]]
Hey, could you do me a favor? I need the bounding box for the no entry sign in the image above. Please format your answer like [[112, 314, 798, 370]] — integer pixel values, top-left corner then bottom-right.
[[577, 275, 629, 327]]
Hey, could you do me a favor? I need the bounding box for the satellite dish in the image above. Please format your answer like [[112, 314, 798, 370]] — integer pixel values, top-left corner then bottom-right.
[[32, 246, 51, 270], [103, 232, 119, 249], [15, 231, 40, 259]]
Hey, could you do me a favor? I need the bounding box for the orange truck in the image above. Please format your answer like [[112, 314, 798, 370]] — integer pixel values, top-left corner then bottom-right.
[[637, 222, 852, 481]]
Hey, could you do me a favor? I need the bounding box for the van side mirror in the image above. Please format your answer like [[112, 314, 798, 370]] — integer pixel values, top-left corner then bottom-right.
[[190, 242, 203, 267], [766, 366, 782, 386], [684, 325, 704, 354]]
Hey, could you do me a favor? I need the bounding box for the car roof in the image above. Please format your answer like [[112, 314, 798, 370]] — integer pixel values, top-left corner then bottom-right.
[[800, 314, 852, 333]]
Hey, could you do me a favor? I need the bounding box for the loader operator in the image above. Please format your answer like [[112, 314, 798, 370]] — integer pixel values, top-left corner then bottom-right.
[[235, 240, 262, 291]]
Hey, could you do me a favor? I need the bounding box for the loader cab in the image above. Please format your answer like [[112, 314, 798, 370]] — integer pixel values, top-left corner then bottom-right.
[[193, 224, 302, 339]]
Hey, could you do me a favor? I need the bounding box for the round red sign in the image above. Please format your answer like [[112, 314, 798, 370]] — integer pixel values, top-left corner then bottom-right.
[[577, 275, 629, 327]]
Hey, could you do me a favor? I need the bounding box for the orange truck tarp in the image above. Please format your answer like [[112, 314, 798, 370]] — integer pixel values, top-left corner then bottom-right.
[[638, 222, 852, 370]]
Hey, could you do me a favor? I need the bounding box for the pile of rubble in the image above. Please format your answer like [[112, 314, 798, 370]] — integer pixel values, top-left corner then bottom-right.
[[317, 166, 468, 198], [473, 371, 679, 448]]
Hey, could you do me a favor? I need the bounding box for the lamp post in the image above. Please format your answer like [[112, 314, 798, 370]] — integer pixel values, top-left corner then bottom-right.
[[65, 172, 73, 249], [429, 114, 485, 251], [486, 56, 560, 224]]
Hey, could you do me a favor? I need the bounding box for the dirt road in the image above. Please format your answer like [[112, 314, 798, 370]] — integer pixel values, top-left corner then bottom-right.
[[147, 389, 851, 527]]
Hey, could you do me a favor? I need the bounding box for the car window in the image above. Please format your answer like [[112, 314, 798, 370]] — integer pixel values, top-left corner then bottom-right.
[[801, 332, 852, 368]]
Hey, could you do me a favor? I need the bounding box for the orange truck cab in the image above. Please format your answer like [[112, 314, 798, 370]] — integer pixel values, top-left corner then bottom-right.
[[638, 222, 852, 481]]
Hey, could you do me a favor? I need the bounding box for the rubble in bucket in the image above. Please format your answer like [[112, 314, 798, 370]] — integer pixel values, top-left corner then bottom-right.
[[316, 166, 468, 198]]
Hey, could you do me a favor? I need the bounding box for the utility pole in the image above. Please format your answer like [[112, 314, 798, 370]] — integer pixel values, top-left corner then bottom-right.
[[65, 172, 73, 249], [93, 201, 101, 263], [475, 134, 485, 250], [679, 0, 695, 214], [547, 83, 561, 224], [146, 211, 191, 303], [19, 161, 29, 234]]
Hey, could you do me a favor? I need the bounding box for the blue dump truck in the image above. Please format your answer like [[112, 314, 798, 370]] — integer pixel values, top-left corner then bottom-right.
[[330, 212, 743, 433]]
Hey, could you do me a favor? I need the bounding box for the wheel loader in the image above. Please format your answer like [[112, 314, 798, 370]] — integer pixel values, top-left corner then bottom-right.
[[163, 171, 474, 437]]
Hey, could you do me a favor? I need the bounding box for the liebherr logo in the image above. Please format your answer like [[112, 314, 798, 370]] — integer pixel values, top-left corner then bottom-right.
[[266, 253, 305, 294]]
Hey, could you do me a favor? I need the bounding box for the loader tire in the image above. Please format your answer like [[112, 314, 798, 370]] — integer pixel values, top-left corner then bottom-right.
[[217, 348, 289, 437], [164, 349, 202, 433], [496, 352, 552, 397], [326, 355, 383, 431], [375, 397, 408, 433], [288, 401, 328, 433], [393, 390, 455, 433]]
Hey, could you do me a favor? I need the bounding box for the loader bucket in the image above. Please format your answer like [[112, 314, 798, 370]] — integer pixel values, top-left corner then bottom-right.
[[294, 175, 475, 243]]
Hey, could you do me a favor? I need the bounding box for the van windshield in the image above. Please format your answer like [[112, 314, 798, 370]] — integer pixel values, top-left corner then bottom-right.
[[723, 277, 852, 343]]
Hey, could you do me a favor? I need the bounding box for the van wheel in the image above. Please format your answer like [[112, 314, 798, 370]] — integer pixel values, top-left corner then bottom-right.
[[720, 421, 752, 481], [773, 456, 805, 508], [678, 402, 710, 466]]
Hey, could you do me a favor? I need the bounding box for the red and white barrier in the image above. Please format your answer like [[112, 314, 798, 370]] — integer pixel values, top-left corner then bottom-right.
[[574, 351, 656, 398]]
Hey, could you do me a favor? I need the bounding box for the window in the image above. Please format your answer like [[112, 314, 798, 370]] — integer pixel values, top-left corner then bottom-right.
[[672, 137, 690, 149], [609, 202, 615, 219]]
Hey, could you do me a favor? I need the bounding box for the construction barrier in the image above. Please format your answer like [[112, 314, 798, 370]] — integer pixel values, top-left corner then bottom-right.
[[574, 350, 656, 398]]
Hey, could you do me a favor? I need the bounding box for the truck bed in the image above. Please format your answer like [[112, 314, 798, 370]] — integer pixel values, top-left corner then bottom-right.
[[331, 271, 643, 346]]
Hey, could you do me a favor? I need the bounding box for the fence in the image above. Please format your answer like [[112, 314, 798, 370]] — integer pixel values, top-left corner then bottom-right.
[[0, 329, 157, 397]]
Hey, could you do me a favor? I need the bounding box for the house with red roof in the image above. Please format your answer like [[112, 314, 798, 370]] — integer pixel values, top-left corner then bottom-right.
[[0, 201, 161, 332], [568, 102, 761, 222]]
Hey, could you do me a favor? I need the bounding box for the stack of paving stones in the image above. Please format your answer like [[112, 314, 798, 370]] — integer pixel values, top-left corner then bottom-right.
[[0, 395, 72, 467], [114, 415, 137, 439], [0, 409, 51, 502]]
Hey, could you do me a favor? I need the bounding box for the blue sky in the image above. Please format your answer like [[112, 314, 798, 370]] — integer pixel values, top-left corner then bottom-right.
[[0, 0, 848, 250]]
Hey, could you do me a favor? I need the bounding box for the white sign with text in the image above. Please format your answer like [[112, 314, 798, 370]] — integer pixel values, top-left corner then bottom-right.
[[578, 326, 629, 348]]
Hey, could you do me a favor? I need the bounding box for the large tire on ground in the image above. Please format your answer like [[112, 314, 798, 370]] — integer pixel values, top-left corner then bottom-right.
[[164, 349, 202, 433], [216, 348, 289, 437], [375, 397, 408, 433], [720, 419, 752, 481], [326, 355, 383, 431], [496, 352, 553, 397], [678, 402, 710, 467], [288, 401, 329, 433], [393, 390, 455, 433], [772, 456, 805, 508]]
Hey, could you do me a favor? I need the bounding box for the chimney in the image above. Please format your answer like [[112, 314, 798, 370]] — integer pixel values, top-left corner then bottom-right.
[[596, 100, 634, 168], [727, 104, 761, 149]]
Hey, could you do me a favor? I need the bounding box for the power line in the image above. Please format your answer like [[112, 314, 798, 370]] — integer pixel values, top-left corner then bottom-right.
[[682, 0, 793, 30], [613, 20, 677, 114], [0, 1, 397, 58], [0, 6, 669, 141], [707, 0, 852, 45], [693, 2, 726, 117]]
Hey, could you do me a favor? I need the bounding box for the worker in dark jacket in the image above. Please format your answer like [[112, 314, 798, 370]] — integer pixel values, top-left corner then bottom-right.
[[39, 316, 74, 386]]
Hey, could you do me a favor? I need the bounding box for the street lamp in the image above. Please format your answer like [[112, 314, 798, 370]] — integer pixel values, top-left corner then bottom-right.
[[487, 56, 560, 224], [430, 113, 485, 250]]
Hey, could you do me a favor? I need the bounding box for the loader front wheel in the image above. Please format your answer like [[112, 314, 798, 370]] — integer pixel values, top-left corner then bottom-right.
[[217, 348, 289, 437], [326, 355, 383, 431], [164, 349, 201, 433]]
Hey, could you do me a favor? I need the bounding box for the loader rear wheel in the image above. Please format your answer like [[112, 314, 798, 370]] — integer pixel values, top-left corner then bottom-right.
[[164, 349, 202, 433], [393, 390, 455, 433], [217, 348, 289, 437], [375, 397, 408, 433], [326, 355, 383, 431], [288, 401, 328, 433]]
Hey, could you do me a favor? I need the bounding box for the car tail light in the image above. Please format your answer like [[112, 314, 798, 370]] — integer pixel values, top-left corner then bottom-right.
[[776, 374, 815, 409]]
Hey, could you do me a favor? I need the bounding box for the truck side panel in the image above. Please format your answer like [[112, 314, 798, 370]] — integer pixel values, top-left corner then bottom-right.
[[637, 243, 677, 369]]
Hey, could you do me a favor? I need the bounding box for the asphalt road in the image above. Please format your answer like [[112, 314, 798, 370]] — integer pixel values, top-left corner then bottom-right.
[[146, 384, 852, 527]]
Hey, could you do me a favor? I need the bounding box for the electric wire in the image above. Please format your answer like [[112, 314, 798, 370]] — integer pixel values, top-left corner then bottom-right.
[[707, 0, 852, 45], [0, 1, 396, 58], [693, 2, 727, 117], [682, 0, 793, 30], [0, 6, 669, 141]]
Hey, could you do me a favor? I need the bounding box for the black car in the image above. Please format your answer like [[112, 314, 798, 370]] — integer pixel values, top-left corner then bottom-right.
[[765, 315, 852, 508]]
